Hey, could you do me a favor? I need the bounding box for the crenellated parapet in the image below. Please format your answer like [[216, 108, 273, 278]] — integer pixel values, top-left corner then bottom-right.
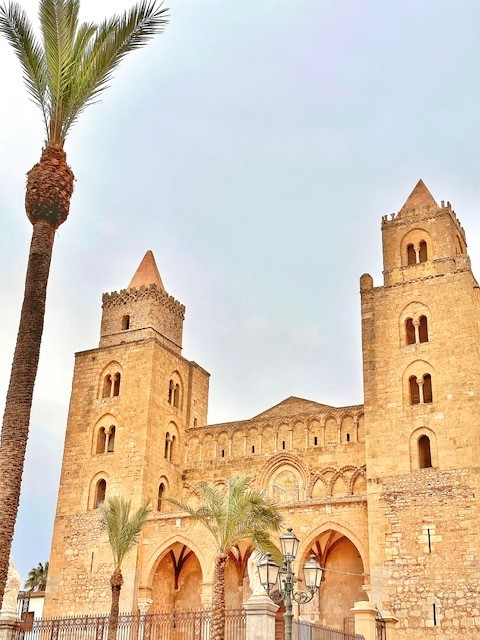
[[102, 284, 185, 318]]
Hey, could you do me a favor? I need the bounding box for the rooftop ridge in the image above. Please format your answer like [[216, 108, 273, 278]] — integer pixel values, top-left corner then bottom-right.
[[187, 404, 365, 432]]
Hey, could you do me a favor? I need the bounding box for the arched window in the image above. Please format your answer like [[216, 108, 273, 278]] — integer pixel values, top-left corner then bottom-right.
[[419, 240, 428, 263], [407, 244, 416, 266], [418, 435, 432, 468], [102, 375, 112, 398], [423, 374, 433, 403], [168, 380, 174, 404], [170, 435, 176, 461], [173, 384, 180, 409], [107, 426, 116, 452], [409, 376, 420, 405], [122, 315, 130, 330], [157, 483, 165, 511], [419, 316, 428, 343], [164, 432, 170, 459], [113, 373, 121, 397], [96, 428, 106, 454], [405, 318, 416, 345], [94, 479, 106, 508]]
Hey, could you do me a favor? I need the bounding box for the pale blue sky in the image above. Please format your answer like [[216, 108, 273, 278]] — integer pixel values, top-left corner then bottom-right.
[[1, 0, 480, 583]]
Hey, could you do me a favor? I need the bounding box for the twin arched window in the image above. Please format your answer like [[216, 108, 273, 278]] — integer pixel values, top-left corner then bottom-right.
[[409, 374, 433, 405], [407, 240, 428, 265], [96, 426, 116, 454], [103, 373, 121, 398], [406, 315, 428, 345], [164, 432, 176, 461], [168, 379, 181, 408]]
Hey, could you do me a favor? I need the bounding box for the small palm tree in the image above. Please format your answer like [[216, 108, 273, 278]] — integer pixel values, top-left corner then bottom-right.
[[24, 561, 49, 591], [100, 497, 150, 640], [0, 0, 168, 603], [168, 476, 283, 640]]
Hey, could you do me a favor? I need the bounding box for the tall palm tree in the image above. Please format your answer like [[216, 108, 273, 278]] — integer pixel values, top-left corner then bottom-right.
[[168, 476, 283, 640], [24, 561, 49, 591], [100, 496, 150, 640], [0, 0, 168, 603]]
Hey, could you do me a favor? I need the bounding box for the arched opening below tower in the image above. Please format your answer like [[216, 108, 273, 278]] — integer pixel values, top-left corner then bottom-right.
[[300, 531, 367, 630], [151, 543, 202, 612]]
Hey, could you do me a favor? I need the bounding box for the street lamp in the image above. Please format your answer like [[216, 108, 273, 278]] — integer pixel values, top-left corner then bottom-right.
[[257, 528, 323, 640]]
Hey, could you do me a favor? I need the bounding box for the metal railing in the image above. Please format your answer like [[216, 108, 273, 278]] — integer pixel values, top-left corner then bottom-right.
[[13, 609, 246, 640], [293, 620, 363, 640]]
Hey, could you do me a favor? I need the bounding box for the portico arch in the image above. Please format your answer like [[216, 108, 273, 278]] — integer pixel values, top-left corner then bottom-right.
[[296, 523, 368, 630], [148, 541, 204, 612]]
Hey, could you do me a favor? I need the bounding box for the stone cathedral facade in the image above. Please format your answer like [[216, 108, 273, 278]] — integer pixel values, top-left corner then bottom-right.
[[44, 181, 480, 638]]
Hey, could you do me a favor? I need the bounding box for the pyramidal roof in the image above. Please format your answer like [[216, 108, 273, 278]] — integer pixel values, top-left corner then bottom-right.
[[398, 179, 438, 217], [128, 250, 165, 291]]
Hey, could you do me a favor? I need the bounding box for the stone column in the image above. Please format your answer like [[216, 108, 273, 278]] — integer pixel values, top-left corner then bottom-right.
[[137, 598, 153, 640], [351, 601, 377, 640], [244, 592, 278, 640], [413, 319, 420, 344], [0, 612, 17, 640], [417, 378, 425, 404]]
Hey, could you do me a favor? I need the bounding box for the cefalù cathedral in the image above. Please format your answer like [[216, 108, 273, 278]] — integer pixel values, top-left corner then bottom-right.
[[44, 181, 480, 638]]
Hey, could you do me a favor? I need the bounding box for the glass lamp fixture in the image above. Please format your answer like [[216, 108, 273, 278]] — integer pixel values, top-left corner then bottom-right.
[[279, 528, 299, 561], [277, 562, 288, 595], [303, 554, 323, 591], [257, 552, 279, 592]]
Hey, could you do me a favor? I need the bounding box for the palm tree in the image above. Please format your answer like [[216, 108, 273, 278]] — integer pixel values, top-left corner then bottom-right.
[[0, 0, 168, 603], [100, 496, 150, 640], [168, 476, 283, 640], [24, 561, 49, 591]]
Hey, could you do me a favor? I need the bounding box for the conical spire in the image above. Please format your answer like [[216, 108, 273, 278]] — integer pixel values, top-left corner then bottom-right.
[[398, 179, 438, 216], [128, 250, 165, 291]]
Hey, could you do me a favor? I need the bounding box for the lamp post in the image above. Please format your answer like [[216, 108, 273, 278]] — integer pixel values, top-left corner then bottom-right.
[[257, 528, 323, 640]]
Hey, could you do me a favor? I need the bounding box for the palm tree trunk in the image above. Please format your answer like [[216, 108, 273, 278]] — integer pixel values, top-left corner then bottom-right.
[[211, 553, 227, 640], [108, 568, 123, 640], [0, 220, 56, 604]]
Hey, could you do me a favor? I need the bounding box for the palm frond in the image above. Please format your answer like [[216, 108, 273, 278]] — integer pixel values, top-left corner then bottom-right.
[[167, 476, 283, 557], [101, 496, 150, 570], [0, 2, 48, 131], [61, 0, 169, 140]]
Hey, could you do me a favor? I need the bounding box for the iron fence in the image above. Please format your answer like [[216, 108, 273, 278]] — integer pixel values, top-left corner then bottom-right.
[[13, 609, 246, 640], [275, 618, 363, 640]]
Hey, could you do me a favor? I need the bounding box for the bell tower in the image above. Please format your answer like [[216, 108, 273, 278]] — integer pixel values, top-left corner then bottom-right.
[[44, 251, 210, 616], [361, 181, 480, 636]]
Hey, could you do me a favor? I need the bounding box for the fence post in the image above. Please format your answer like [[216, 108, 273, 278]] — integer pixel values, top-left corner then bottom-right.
[[379, 611, 398, 639], [244, 592, 278, 640], [351, 601, 377, 640]]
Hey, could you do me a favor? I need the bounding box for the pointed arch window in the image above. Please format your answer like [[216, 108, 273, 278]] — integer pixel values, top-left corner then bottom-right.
[[418, 435, 432, 468], [407, 244, 416, 266], [94, 479, 106, 508], [423, 374, 433, 403], [113, 373, 121, 397], [409, 376, 420, 405], [96, 428, 107, 454], [173, 384, 180, 409], [405, 318, 416, 345], [419, 240, 428, 263], [107, 426, 116, 452], [103, 375, 112, 398], [157, 483, 165, 511], [419, 316, 428, 343], [164, 432, 170, 459]]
